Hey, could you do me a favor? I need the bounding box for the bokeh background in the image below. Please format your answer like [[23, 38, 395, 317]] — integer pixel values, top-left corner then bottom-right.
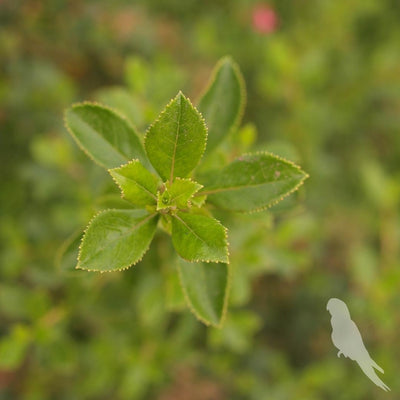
[[1, 1, 400, 398]]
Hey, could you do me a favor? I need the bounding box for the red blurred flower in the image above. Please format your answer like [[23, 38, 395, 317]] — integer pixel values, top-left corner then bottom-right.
[[252, 4, 278, 34]]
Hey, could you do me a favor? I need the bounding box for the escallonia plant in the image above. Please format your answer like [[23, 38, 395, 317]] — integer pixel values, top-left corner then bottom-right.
[[64, 57, 308, 327]]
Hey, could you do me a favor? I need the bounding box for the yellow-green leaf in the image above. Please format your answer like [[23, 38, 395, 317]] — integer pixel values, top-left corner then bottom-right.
[[109, 160, 159, 208], [157, 178, 202, 211]]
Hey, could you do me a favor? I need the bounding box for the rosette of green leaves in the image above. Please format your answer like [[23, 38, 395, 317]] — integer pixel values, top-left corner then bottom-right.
[[64, 57, 308, 326]]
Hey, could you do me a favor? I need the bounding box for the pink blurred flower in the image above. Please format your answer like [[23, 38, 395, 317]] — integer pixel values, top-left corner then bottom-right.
[[252, 4, 278, 34]]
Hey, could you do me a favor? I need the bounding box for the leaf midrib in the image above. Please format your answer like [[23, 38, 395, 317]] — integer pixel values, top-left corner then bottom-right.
[[174, 214, 209, 247], [169, 97, 183, 183]]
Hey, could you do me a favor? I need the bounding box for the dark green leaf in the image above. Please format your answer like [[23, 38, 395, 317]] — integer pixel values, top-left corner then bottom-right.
[[198, 57, 245, 154], [199, 152, 308, 212], [65, 102, 148, 169]]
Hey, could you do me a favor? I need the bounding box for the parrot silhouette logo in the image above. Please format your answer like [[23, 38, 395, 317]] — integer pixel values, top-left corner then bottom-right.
[[327, 298, 390, 392]]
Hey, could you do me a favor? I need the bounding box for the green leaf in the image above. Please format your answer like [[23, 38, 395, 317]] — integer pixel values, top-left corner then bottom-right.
[[157, 178, 203, 210], [65, 102, 148, 169], [199, 152, 308, 212], [144, 92, 207, 182], [109, 160, 159, 207], [78, 210, 158, 272], [178, 259, 230, 327], [171, 212, 228, 263], [198, 57, 245, 154]]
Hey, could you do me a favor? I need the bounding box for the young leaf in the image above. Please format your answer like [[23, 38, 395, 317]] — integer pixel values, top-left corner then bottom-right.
[[178, 259, 230, 327], [109, 160, 159, 208], [191, 194, 207, 208], [157, 178, 203, 210], [78, 210, 158, 272], [65, 102, 148, 169], [171, 212, 229, 263], [199, 152, 308, 212], [198, 57, 245, 154], [144, 92, 207, 182]]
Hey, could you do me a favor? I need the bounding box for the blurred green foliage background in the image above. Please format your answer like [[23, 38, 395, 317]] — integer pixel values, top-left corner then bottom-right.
[[1, 0, 400, 398]]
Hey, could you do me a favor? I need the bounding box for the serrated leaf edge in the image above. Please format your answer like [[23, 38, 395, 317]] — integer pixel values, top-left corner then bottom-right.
[[177, 260, 232, 328], [198, 150, 309, 214], [76, 209, 158, 273], [143, 92, 208, 180], [171, 177, 204, 190], [108, 159, 159, 205], [64, 101, 144, 169]]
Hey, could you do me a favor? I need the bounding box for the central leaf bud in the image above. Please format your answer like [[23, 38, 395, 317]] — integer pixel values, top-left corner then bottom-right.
[[156, 178, 203, 213]]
